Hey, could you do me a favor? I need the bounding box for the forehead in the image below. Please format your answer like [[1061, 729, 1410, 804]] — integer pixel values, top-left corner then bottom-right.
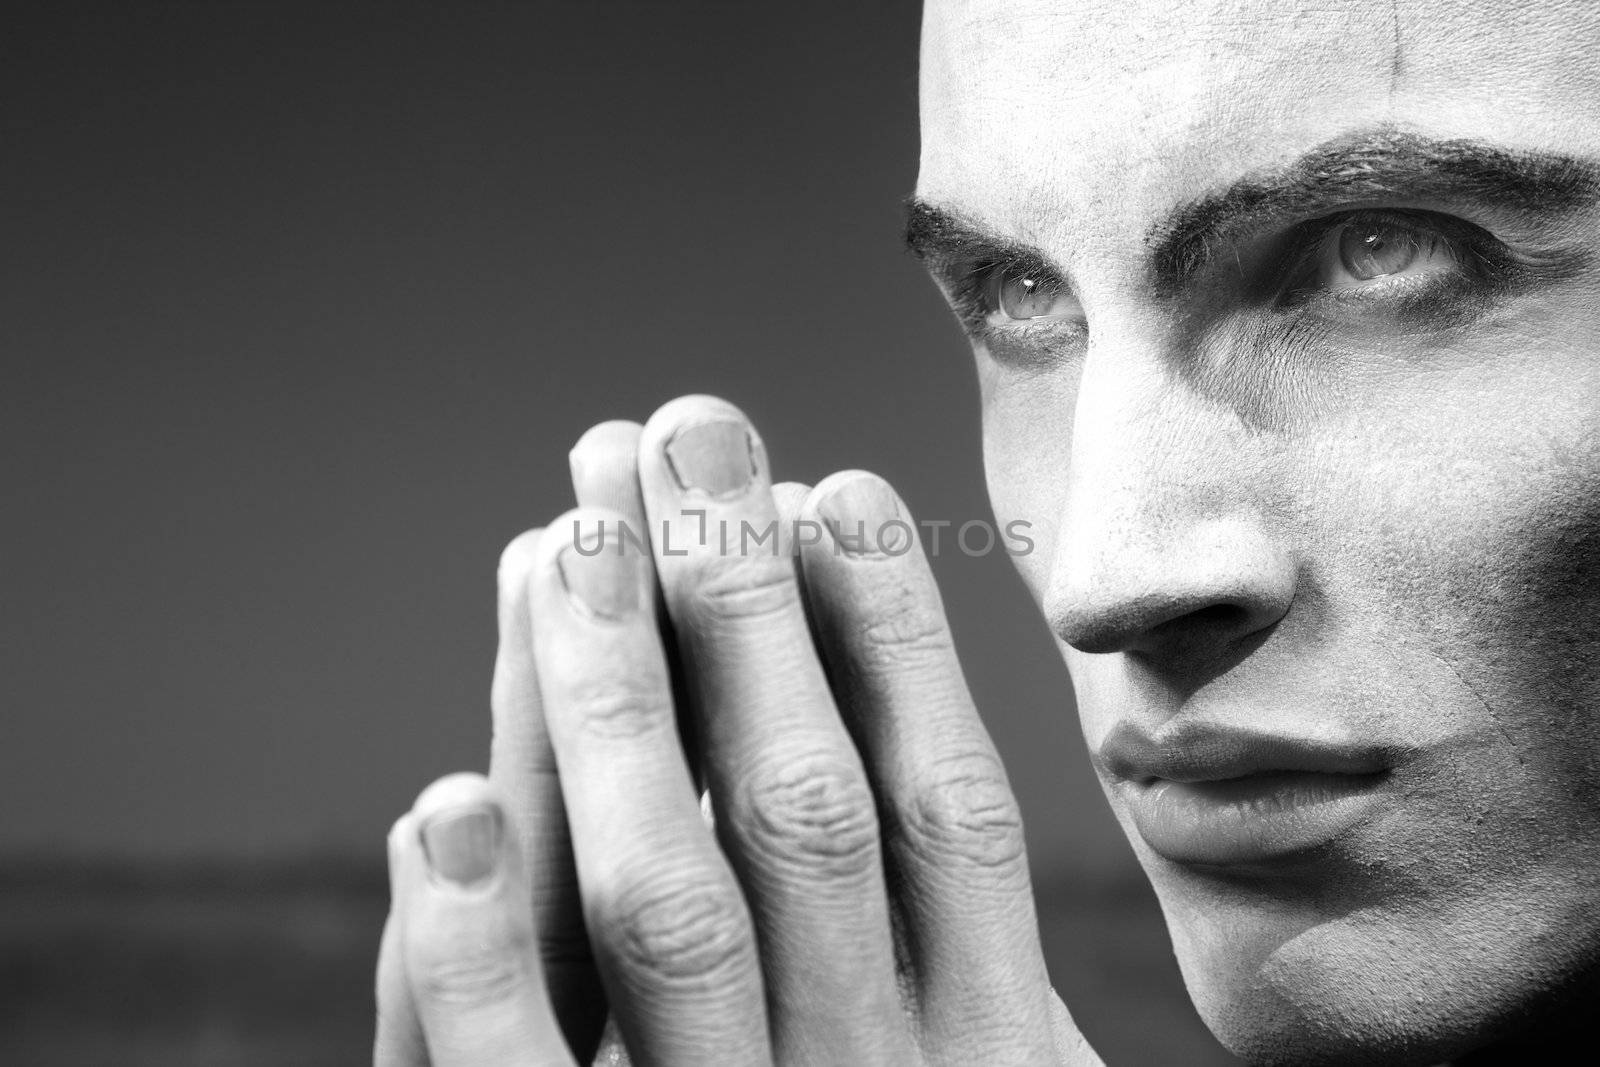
[[917, 0, 1600, 249]]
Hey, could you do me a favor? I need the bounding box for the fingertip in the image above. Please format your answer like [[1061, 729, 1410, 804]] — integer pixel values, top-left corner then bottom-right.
[[411, 771, 500, 821], [498, 527, 545, 590], [532, 505, 656, 631], [533, 505, 644, 569], [408, 774, 519, 897], [801, 469, 904, 522], [569, 419, 644, 472], [641, 394, 750, 444], [771, 480, 813, 523], [639, 395, 769, 488], [570, 420, 647, 520]]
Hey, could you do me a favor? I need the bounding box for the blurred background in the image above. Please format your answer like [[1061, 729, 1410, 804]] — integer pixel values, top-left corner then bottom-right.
[[2, 2, 1235, 1062]]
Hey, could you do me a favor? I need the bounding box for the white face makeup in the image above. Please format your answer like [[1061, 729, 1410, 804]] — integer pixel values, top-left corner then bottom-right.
[[915, 0, 1600, 1062]]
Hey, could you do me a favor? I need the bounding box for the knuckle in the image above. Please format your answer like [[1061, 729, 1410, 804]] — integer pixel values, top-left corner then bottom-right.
[[691, 559, 800, 621], [859, 605, 953, 663], [603, 875, 755, 988], [415, 947, 531, 1008], [897, 752, 1026, 870], [563, 674, 670, 740], [739, 752, 880, 878]]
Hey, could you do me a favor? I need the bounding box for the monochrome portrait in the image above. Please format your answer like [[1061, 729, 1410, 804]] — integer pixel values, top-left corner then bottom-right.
[[7, 3, 1597, 1065]]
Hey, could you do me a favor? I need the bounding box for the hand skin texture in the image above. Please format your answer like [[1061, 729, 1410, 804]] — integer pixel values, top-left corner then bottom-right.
[[374, 397, 1103, 1067]]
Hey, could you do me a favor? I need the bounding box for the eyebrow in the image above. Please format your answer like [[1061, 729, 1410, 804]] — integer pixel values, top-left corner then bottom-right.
[[905, 128, 1600, 298], [905, 199, 1006, 263], [903, 199, 1057, 297]]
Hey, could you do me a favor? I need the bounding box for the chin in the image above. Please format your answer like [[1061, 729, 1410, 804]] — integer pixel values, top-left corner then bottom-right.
[[1146, 858, 1600, 1067]]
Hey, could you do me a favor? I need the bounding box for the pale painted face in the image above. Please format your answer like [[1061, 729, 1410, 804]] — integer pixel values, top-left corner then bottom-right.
[[915, 1, 1600, 1062]]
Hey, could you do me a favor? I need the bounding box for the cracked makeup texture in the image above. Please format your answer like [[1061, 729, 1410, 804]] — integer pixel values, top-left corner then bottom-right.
[[917, 0, 1600, 1063]]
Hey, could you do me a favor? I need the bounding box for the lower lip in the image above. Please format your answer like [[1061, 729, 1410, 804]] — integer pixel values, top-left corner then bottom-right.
[[1123, 771, 1389, 867]]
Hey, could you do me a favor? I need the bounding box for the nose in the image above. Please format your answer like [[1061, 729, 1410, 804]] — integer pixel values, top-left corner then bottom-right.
[[1044, 344, 1296, 666], [1049, 517, 1295, 658]]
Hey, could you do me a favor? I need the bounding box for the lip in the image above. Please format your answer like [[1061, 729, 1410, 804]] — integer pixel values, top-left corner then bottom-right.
[[1099, 720, 1394, 866]]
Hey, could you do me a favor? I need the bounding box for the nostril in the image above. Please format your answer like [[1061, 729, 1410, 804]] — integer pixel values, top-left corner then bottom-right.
[[1052, 589, 1182, 654], [1053, 588, 1289, 658], [1057, 599, 1249, 656], [1153, 602, 1249, 636], [1126, 601, 1255, 657], [1046, 522, 1297, 660]]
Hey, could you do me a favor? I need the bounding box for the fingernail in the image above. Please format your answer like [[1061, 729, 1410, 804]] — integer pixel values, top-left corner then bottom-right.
[[665, 420, 755, 497], [420, 805, 501, 887], [817, 476, 912, 557], [558, 526, 644, 619]]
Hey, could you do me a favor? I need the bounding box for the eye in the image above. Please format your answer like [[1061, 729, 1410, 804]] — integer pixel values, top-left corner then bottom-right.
[[985, 267, 1083, 323], [1297, 212, 1466, 298], [1336, 220, 1428, 279]]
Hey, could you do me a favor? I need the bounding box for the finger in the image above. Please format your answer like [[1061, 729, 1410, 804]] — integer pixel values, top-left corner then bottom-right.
[[796, 470, 1057, 1065], [376, 814, 428, 1067], [770, 481, 814, 565], [397, 773, 575, 1067], [1051, 991, 1104, 1066], [570, 418, 701, 793], [570, 420, 647, 530], [488, 530, 608, 1060], [530, 509, 770, 1066], [770, 481, 811, 532], [567, 421, 651, 1058], [637, 398, 910, 1064]]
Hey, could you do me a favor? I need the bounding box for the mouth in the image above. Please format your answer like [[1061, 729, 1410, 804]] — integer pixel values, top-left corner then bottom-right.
[[1099, 721, 1394, 867]]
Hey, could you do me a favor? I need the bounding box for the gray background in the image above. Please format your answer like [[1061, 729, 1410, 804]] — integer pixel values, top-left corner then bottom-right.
[[2, 3, 1233, 1062]]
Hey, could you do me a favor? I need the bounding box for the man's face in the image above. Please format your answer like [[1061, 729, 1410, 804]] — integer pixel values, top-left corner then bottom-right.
[[915, 1, 1600, 1062]]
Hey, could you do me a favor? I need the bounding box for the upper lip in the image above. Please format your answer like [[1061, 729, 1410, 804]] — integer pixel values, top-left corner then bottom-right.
[[1097, 719, 1393, 784]]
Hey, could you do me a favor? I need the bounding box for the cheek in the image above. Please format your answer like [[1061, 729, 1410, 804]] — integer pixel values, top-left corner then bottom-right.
[[978, 361, 1077, 601], [1308, 335, 1600, 828], [979, 366, 1134, 759]]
